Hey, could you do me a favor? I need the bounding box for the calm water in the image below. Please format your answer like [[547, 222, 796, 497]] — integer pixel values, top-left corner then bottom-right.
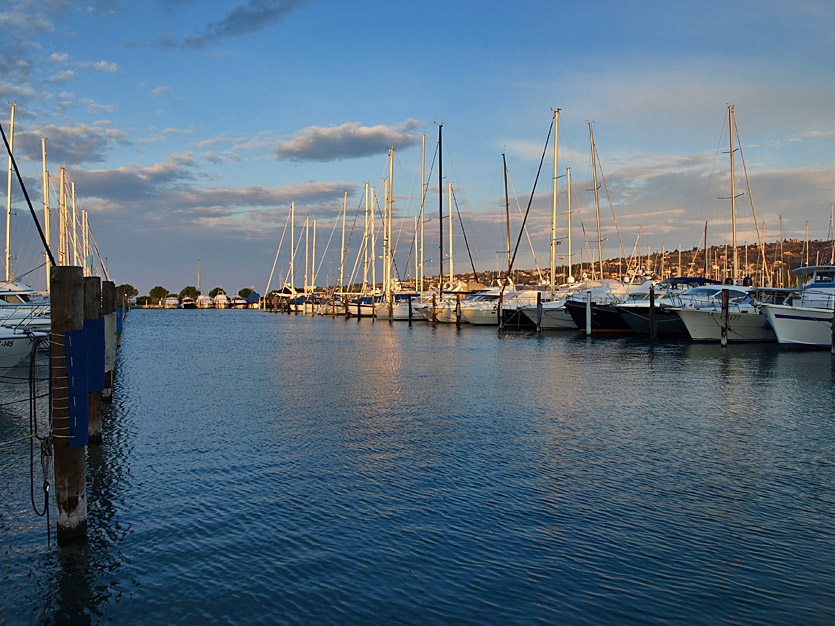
[[2, 309, 835, 624]]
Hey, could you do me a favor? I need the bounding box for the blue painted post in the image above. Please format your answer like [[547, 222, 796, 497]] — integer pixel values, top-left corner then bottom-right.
[[52, 265, 87, 544]]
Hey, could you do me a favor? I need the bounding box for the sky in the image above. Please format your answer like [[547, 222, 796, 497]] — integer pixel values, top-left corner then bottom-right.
[[1, 0, 834, 296]]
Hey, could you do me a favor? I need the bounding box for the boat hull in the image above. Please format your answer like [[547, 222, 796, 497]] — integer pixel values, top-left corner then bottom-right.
[[760, 303, 833, 348], [675, 307, 775, 342], [564, 300, 634, 334], [617, 305, 689, 337]]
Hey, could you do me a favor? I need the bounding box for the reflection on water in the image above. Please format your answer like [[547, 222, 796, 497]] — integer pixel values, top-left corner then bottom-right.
[[2, 311, 834, 624]]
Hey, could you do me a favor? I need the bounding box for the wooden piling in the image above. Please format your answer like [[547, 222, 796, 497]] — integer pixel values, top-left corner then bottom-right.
[[536, 291, 542, 332], [51, 266, 87, 545], [585, 290, 592, 336], [84, 277, 103, 443], [116, 287, 124, 347], [408, 295, 413, 322], [455, 293, 461, 327], [102, 281, 116, 401], [720, 288, 729, 347], [432, 293, 437, 324], [649, 286, 656, 341], [830, 294, 834, 356], [498, 292, 503, 329]]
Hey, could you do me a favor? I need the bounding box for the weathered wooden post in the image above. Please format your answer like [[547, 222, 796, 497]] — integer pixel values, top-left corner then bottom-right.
[[408, 295, 413, 322], [431, 292, 437, 324], [51, 265, 87, 545], [455, 293, 461, 327], [586, 290, 592, 336], [116, 287, 125, 347], [720, 288, 729, 347], [498, 292, 504, 329], [84, 277, 104, 442], [649, 286, 657, 341], [536, 291, 542, 332], [831, 294, 835, 356], [102, 280, 116, 401]]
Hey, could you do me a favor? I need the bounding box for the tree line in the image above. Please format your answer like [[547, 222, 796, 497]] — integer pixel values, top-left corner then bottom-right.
[[119, 285, 255, 306]]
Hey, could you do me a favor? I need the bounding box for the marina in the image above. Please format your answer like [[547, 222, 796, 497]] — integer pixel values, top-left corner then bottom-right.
[[3, 309, 835, 623]]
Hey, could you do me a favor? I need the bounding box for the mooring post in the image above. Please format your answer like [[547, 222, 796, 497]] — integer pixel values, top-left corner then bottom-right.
[[649, 286, 657, 341], [586, 290, 592, 337], [720, 288, 729, 347], [536, 291, 542, 332], [51, 265, 87, 545], [84, 277, 103, 443], [498, 292, 504, 329], [102, 280, 116, 401], [432, 292, 437, 324], [408, 295, 413, 322], [116, 287, 124, 348], [455, 293, 461, 327], [830, 293, 835, 356]]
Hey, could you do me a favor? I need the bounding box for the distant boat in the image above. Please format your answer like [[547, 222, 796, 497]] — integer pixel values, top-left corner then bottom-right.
[[181, 296, 197, 309], [196, 294, 213, 309], [163, 296, 180, 309], [229, 295, 247, 308], [213, 291, 230, 309]]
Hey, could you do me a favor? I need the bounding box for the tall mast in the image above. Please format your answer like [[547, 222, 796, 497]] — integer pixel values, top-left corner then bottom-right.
[[420, 134, 426, 292], [59, 167, 66, 266], [42, 137, 51, 290], [362, 184, 369, 293], [448, 181, 453, 285], [198, 258, 201, 293], [567, 166, 573, 281], [371, 186, 376, 293], [729, 105, 739, 282], [438, 124, 444, 297], [589, 122, 604, 279], [304, 215, 309, 294], [339, 190, 347, 292], [71, 181, 79, 266], [703, 221, 708, 278], [312, 218, 317, 290], [290, 201, 295, 293], [5, 104, 14, 281], [551, 108, 560, 296], [387, 147, 394, 302], [503, 153, 510, 273], [82, 210, 89, 275]]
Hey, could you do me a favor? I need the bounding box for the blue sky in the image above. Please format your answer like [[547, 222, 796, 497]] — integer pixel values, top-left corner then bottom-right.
[[2, 0, 834, 295]]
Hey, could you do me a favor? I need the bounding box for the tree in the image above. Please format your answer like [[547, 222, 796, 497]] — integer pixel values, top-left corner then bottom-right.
[[136, 295, 151, 306], [179, 285, 199, 300], [209, 287, 223, 298], [238, 287, 253, 299], [149, 286, 168, 303], [118, 284, 138, 298]]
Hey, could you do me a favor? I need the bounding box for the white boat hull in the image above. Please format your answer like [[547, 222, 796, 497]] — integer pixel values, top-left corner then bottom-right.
[[0, 330, 42, 368], [460, 305, 498, 325], [760, 303, 833, 348], [675, 307, 775, 342]]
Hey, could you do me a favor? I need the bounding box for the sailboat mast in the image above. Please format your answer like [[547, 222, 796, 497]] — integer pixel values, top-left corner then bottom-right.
[[82, 210, 89, 275], [371, 186, 376, 293], [59, 167, 66, 266], [304, 215, 309, 294], [420, 134, 426, 292], [567, 166, 573, 281], [71, 182, 79, 266], [362, 184, 369, 293], [198, 258, 201, 293], [42, 137, 50, 290], [339, 190, 347, 292], [5, 104, 14, 281], [438, 124, 444, 297], [703, 221, 708, 278], [312, 218, 317, 289], [387, 148, 394, 302], [551, 108, 560, 296], [290, 201, 295, 293], [729, 105, 739, 282], [589, 122, 604, 279], [503, 153, 510, 274], [448, 181, 453, 285]]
